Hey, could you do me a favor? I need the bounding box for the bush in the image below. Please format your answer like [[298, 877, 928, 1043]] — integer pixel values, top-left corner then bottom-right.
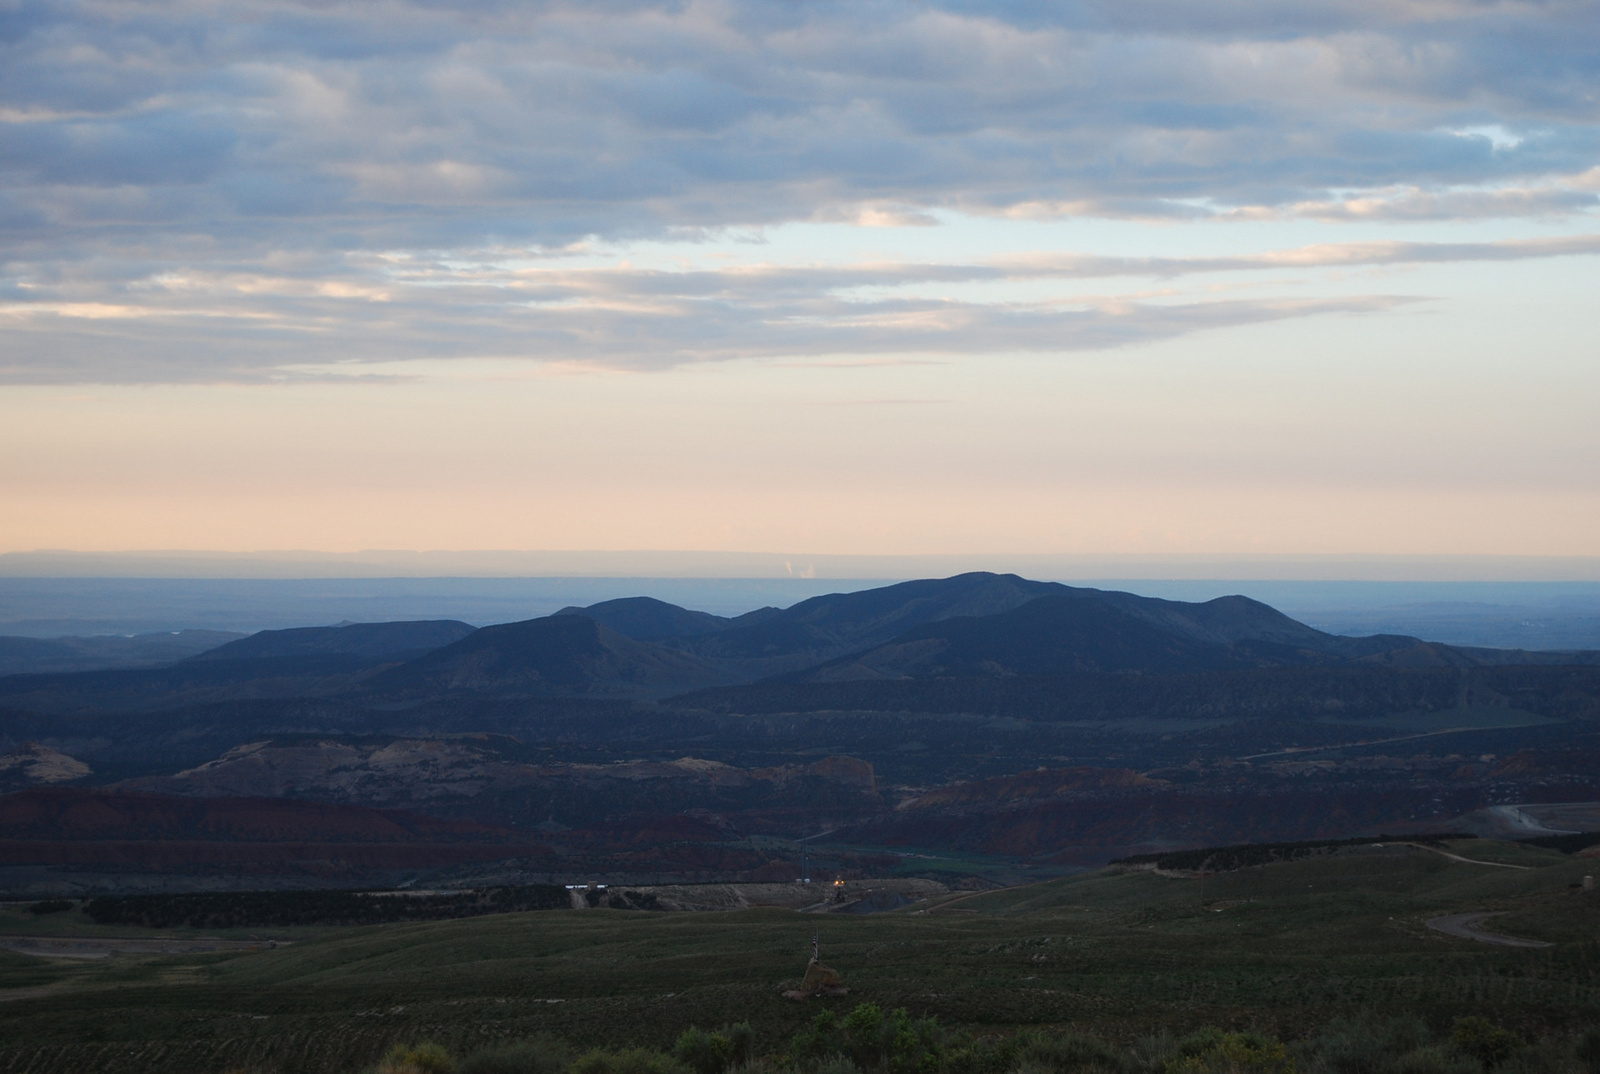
[[378, 1042, 457, 1074], [1575, 1029, 1600, 1074], [1016, 1030, 1129, 1074], [1301, 1016, 1433, 1074], [814, 1060, 862, 1074], [461, 1039, 572, 1074], [1452, 1019, 1519, 1069], [941, 1036, 1023, 1074], [790, 1004, 945, 1074], [675, 1025, 754, 1074], [1166, 1030, 1295, 1074], [1498, 1038, 1568, 1074], [1387, 1048, 1478, 1074], [571, 1048, 688, 1074], [27, 899, 72, 915]]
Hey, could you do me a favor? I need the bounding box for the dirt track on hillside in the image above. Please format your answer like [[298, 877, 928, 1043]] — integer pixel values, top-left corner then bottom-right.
[[1425, 912, 1551, 948]]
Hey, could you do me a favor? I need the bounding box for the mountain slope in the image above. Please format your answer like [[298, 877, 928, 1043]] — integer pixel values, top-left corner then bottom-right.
[[793, 588, 1464, 681], [370, 615, 723, 698], [677, 572, 1067, 674], [800, 591, 1247, 679], [189, 620, 477, 664], [554, 597, 731, 641]]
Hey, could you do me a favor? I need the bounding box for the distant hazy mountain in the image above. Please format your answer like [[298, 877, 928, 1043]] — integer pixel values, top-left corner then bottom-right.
[[5, 573, 1597, 719], [668, 572, 1065, 675], [188, 620, 477, 664], [369, 614, 722, 697], [792, 587, 1483, 681], [554, 596, 734, 641], [0, 630, 243, 677]]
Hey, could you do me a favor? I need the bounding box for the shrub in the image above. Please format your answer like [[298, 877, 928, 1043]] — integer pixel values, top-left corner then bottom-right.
[[814, 1060, 862, 1074], [1302, 1016, 1433, 1074], [378, 1042, 458, 1074], [1452, 1019, 1519, 1069], [677, 1024, 754, 1074], [1387, 1048, 1478, 1074], [27, 899, 72, 915], [675, 1027, 740, 1074], [1016, 1029, 1129, 1074], [1166, 1030, 1295, 1074], [461, 1038, 572, 1074], [791, 1008, 1037, 1074], [790, 1004, 945, 1074], [570, 1048, 688, 1074], [1499, 1038, 1568, 1074], [1575, 1028, 1600, 1074], [942, 1036, 1024, 1074]]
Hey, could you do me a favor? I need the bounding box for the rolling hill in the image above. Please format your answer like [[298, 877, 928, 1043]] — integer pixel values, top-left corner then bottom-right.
[[368, 614, 724, 698], [791, 588, 1458, 680], [188, 620, 477, 664]]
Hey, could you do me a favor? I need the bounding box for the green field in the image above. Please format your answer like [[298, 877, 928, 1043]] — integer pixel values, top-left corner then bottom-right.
[[3, 841, 1599, 1074]]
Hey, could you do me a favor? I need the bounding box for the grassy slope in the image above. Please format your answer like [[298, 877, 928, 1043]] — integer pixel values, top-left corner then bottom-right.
[[2, 843, 1599, 1074]]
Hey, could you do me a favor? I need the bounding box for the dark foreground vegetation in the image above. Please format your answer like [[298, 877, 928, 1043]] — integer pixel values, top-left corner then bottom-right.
[[1519, 834, 1600, 856], [3, 839, 1599, 1074], [351, 1008, 1598, 1074], [84, 885, 572, 928], [1114, 834, 1475, 873]]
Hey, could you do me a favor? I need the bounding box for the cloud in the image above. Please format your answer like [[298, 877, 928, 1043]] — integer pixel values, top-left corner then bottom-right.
[[15, 228, 1600, 382], [1, 0, 1598, 382]]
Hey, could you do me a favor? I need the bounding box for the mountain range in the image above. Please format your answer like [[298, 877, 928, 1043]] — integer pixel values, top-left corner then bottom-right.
[[4, 572, 1600, 891], [2, 573, 1598, 720]]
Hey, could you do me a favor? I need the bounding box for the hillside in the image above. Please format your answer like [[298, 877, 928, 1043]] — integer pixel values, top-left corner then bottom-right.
[[188, 620, 477, 663], [0, 786, 555, 882], [4, 574, 1600, 892], [672, 572, 1065, 675], [0, 786, 520, 844], [0, 630, 242, 677], [791, 589, 1482, 682], [369, 615, 724, 698], [2, 839, 1598, 1074], [554, 597, 733, 641]]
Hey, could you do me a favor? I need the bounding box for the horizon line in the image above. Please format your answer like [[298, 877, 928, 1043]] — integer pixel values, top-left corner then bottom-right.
[[4, 549, 1600, 583]]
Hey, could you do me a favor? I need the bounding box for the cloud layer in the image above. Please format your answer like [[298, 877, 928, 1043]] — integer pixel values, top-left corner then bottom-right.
[[2, 0, 1599, 381]]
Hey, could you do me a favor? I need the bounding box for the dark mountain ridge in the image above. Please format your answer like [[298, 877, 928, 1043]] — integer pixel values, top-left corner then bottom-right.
[[189, 620, 476, 664], [7, 573, 1600, 891], [789, 586, 1486, 682], [367, 614, 724, 698], [5, 574, 1598, 715], [555, 596, 732, 640]]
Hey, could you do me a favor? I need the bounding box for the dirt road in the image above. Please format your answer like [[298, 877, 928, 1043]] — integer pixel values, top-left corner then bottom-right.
[[1425, 912, 1551, 948]]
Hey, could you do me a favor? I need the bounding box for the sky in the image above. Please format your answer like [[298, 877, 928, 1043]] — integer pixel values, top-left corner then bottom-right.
[[2, 0, 1598, 559]]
